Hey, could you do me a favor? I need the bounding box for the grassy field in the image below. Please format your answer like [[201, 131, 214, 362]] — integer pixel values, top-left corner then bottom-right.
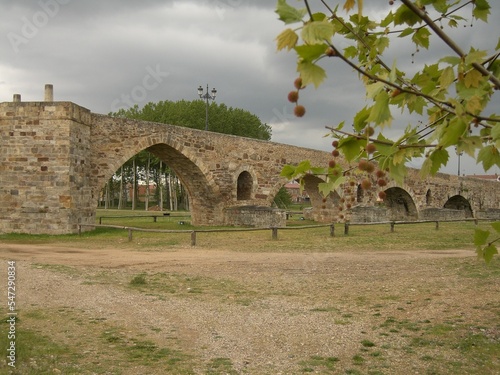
[[0, 210, 499, 374], [0, 209, 493, 253]]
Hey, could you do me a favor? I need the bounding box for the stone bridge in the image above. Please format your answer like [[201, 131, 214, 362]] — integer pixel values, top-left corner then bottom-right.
[[1, 91, 499, 234]]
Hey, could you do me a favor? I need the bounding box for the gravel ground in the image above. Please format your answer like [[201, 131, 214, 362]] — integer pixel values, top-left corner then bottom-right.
[[1, 243, 498, 374]]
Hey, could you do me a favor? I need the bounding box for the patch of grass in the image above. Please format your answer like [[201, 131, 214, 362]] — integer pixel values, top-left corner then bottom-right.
[[206, 357, 238, 375], [0, 324, 80, 374], [126, 271, 258, 304], [361, 339, 376, 348], [129, 273, 147, 285], [298, 356, 339, 372]]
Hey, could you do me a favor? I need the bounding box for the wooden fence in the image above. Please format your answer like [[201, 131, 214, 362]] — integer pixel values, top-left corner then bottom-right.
[[78, 218, 482, 246]]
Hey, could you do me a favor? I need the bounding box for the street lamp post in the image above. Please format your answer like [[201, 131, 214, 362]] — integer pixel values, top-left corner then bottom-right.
[[198, 84, 217, 131]]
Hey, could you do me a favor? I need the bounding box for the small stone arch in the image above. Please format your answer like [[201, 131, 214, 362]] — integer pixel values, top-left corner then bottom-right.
[[357, 184, 364, 203], [237, 171, 253, 200], [444, 195, 473, 217], [426, 189, 432, 206]]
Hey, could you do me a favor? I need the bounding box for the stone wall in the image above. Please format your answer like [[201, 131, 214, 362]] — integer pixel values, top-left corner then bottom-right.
[[223, 206, 286, 228]]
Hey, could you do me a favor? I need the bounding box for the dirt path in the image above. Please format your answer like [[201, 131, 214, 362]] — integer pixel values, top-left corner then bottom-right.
[[1, 242, 498, 374]]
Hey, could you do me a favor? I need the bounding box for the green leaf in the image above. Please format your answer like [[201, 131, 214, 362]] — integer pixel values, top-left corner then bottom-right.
[[338, 137, 364, 162], [297, 61, 327, 88], [474, 228, 490, 247], [428, 148, 449, 175], [464, 69, 483, 88], [295, 44, 328, 61], [275, 0, 307, 24], [412, 27, 431, 49], [295, 160, 312, 175], [491, 221, 500, 233], [367, 91, 392, 127], [398, 27, 414, 38], [439, 66, 455, 90], [301, 20, 334, 45], [439, 56, 461, 66], [276, 28, 299, 51], [365, 81, 385, 99], [344, 45, 358, 59], [280, 164, 296, 178], [310, 166, 327, 175], [483, 245, 498, 264], [353, 106, 371, 132], [438, 117, 467, 148], [465, 48, 488, 66], [394, 4, 421, 26], [473, 0, 490, 22], [477, 145, 500, 171], [318, 181, 334, 197]]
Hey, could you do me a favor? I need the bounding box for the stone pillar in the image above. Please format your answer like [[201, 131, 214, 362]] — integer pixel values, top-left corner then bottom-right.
[[44, 84, 53, 101], [13, 94, 21, 102], [0, 101, 94, 234]]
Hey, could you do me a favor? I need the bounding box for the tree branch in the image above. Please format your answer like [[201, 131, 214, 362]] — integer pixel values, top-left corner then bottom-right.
[[400, 0, 500, 90]]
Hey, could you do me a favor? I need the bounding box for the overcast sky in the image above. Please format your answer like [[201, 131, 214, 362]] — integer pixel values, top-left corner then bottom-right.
[[1, 0, 499, 176]]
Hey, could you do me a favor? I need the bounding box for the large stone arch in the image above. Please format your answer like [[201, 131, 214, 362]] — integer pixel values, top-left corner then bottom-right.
[[384, 187, 418, 221], [444, 195, 473, 218]]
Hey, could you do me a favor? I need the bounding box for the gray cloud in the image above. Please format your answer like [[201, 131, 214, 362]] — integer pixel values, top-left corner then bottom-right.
[[1, 0, 498, 176]]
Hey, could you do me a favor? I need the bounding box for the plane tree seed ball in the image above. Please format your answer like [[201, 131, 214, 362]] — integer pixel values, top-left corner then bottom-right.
[[294, 105, 306, 117], [329, 160, 336, 168], [366, 143, 376, 154], [378, 179, 387, 187], [364, 126, 375, 136], [365, 162, 375, 174], [294, 77, 303, 89], [361, 179, 372, 190], [332, 140, 339, 148], [288, 91, 299, 103], [378, 191, 387, 200]]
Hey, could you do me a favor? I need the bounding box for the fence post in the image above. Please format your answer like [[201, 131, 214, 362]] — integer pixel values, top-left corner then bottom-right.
[[435, 221, 439, 230], [272, 227, 278, 240], [154, 216, 157, 223], [99, 217, 102, 225], [344, 222, 349, 235], [78, 225, 82, 236], [330, 223, 335, 237], [128, 228, 133, 242], [191, 231, 197, 246], [390, 222, 395, 232]]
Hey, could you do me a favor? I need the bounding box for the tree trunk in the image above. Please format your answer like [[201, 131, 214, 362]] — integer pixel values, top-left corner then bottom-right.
[[118, 166, 124, 209], [132, 158, 137, 210], [145, 153, 151, 211], [159, 161, 164, 211]]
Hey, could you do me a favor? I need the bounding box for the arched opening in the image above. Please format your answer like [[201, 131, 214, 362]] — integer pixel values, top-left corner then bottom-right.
[[237, 171, 253, 200], [444, 195, 473, 217], [302, 174, 341, 221], [96, 142, 222, 225], [384, 187, 418, 221], [426, 189, 432, 206]]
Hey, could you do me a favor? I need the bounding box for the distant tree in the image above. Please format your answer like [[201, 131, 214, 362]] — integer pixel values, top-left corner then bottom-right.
[[111, 99, 272, 140], [273, 187, 294, 209], [275, 0, 499, 262]]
